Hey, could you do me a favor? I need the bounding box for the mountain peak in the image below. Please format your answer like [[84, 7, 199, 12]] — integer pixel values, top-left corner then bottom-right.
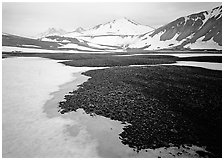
[[36, 27, 67, 38], [74, 27, 85, 33], [112, 17, 139, 25], [86, 17, 154, 36]]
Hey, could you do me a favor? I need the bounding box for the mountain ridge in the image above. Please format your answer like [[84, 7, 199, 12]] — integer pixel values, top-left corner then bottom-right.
[[36, 27, 67, 38], [64, 17, 155, 36], [2, 5, 222, 53], [129, 5, 222, 50]]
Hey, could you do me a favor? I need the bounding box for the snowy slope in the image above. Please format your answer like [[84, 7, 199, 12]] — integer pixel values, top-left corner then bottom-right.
[[2, 33, 121, 53], [38, 35, 121, 51], [82, 17, 154, 36], [61, 17, 154, 49], [76, 35, 139, 48], [130, 6, 222, 50], [36, 28, 67, 38]]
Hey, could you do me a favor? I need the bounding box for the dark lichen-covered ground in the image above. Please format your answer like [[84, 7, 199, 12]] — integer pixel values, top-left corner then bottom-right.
[[178, 56, 222, 63], [59, 65, 222, 157], [2, 52, 178, 67], [2, 52, 222, 67]]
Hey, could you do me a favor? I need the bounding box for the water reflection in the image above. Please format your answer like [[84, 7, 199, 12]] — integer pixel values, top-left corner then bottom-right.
[[170, 61, 222, 71]]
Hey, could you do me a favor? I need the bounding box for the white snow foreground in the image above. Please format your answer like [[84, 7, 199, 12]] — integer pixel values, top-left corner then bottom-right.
[[2, 46, 108, 53]]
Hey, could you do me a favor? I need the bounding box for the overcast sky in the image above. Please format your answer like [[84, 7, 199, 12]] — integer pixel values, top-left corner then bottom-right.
[[2, 2, 221, 38]]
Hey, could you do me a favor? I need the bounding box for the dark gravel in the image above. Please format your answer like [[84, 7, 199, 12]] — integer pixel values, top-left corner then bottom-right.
[[59, 65, 222, 157]]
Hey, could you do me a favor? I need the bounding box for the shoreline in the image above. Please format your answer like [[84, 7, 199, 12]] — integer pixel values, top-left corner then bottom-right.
[[43, 60, 211, 158], [43, 71, 90, 118], [3, 56, 221, 157], [58, 65, 221, 157], [2, 57, 100, 157]]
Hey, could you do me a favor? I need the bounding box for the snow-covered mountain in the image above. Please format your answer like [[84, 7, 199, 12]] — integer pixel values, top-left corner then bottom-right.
[[74, 27, 85, 33], [59, 17, 154, 49], [2, 6, 222, 53], [36, 28, 67, 38], [38, 17, 155, 50], [81, 17, 154, 36], [61, 27, 86, 38], [129, 5, 222, 50], [36, 6, 222, 51]]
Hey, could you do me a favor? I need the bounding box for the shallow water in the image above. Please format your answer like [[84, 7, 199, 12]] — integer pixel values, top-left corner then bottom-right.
[[2, 57, 100, 157], [2, 57, 139, 158], [130, 61, 222, 71], [115, 53, 222, 58], [169, 61, 222, 71], [2, 57, 208, 158]]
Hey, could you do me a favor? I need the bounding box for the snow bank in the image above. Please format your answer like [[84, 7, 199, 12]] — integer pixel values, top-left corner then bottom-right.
[[2, 46, 92, 53], [2, 57, 100, 157], [21, 44, 41, 48], [185, 37, 222, 50], [78, 35, 139, 47], [41, 37, 58, 42]]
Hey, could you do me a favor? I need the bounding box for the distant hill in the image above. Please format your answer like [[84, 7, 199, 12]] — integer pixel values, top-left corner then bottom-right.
[[2, 5, 222, 53], [36, 28, 67, 38], [129, 5, 222, 50]]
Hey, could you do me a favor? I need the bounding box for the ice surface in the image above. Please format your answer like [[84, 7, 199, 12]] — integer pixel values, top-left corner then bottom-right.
[[2, 57, 100, 158]]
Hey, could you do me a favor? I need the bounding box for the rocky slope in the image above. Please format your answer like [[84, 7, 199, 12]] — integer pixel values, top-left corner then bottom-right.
[[129, 6, 222, 50]]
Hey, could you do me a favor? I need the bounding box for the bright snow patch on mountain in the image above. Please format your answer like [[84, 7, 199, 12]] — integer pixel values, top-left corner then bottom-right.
[[209, 6, 222, 18], [41, 38, 58, 42], [76, 18, 154, 36], [185, 37, 222, 50], [21, 45, 41, 48], [87, 43, 116, 50], [58, 43, 102, 51], [63, 32, 83, 38], [61, 40, 70, 43], [129, 32, 186, 50], [77, 35, 139, 48]]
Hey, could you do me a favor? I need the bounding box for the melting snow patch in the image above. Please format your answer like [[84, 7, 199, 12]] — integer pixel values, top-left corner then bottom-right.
[[58, 43, 101, 51], [2, 46, 86, 53], [21, 44, 41, 48]]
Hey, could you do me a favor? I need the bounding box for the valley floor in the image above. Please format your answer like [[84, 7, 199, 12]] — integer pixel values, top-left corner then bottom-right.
[[2, 52, 222, 157]]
